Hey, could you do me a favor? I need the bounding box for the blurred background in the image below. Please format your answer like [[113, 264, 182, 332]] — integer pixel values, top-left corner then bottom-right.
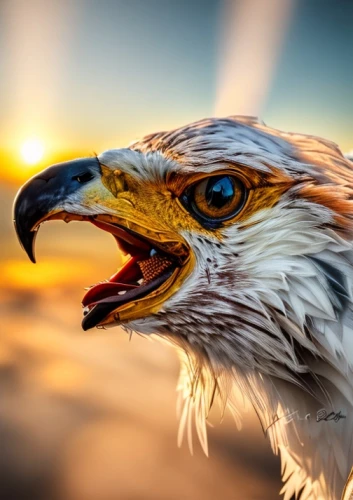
[[0, 1, 352, 499]]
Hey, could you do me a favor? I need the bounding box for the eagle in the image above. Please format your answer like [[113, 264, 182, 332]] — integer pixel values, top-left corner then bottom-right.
[[14, 116, 353, 500]]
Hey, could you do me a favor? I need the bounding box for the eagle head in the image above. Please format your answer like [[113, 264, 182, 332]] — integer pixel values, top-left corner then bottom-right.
[[13, 117, 353, 499]]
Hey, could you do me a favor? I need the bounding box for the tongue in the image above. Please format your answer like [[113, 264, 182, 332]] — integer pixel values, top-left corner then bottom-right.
[[82, 282, 138, 307], [81, 269, 174, 331], [90, 272, 171, 306], [82, 256, 142, 307], [82, 254, 174, 307]]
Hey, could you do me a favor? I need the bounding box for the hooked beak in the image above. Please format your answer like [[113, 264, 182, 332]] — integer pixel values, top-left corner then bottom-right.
[[13, 157, 101, 263], [13, 154, 193, 331]]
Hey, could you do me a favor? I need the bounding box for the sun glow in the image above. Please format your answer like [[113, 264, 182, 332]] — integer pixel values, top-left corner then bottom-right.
[[21, 138, 45, 165]]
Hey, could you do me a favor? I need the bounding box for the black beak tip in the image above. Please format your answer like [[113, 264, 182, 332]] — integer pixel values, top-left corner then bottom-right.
[[27, 241, 37, 264], [13, 179, 42, 263], [13, 219, 37, 263]]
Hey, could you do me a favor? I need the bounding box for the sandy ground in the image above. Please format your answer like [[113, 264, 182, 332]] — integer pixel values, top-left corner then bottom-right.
[[0, 184, 282, 500]]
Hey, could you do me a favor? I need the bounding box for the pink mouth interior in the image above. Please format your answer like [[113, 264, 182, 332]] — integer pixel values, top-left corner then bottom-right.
[[82, 219, 175, 308]]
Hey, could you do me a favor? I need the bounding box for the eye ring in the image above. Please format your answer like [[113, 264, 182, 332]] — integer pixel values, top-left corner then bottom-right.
[[180, 175, 247, 228]]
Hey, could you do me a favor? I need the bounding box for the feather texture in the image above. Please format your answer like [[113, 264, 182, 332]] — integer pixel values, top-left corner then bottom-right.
[[98, 116, 353, 499]]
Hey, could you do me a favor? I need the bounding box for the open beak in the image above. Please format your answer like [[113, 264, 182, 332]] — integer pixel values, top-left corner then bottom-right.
[[13, 157, 192, 330]]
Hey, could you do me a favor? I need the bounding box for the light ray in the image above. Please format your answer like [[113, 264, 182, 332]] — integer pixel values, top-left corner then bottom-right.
[[215, 0, 294, 117]]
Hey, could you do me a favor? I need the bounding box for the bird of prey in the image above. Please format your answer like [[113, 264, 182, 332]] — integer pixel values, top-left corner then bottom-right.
[[14, 116, 353, 500]]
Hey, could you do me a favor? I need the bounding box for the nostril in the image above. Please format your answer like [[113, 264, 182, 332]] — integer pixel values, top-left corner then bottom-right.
[[72, 171, 94, 184]]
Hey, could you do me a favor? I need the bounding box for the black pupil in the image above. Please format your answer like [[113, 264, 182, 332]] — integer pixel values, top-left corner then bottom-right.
[[205, 176, 234, 208]]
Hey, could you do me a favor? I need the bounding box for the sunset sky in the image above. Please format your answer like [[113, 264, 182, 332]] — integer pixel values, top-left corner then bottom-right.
[[0, 2, 352, 499], [0, 0, 352, 184]]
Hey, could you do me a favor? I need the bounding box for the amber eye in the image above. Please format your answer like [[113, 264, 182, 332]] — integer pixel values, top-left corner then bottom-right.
[[181, 175, 247, 227]]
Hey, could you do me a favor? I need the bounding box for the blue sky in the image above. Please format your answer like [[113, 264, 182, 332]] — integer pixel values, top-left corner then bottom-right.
[[265, 0, 353, 148], [0, 0, 352, 169]]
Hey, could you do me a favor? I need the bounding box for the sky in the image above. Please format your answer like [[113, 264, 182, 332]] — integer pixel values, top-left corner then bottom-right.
[[0, 2, 352, 498], [0, 0, 352, 184]]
